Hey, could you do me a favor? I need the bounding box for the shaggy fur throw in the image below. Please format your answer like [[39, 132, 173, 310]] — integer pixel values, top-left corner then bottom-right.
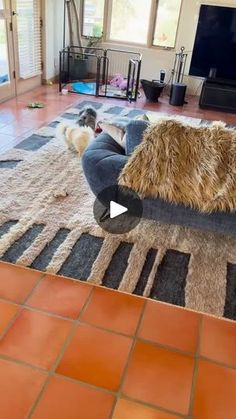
[[119, 119, 236, 213]]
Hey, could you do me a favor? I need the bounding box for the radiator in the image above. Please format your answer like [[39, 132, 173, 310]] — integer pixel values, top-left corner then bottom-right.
[[86, 50, 139, 82]]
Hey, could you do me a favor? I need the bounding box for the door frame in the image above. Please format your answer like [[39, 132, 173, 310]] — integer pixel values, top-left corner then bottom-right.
[[0, 0, 43, 103], [11, 0, 43, 96], [0, 0, 16, 102]]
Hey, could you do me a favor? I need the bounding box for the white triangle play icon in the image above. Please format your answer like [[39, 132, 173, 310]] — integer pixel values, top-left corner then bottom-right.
[[110, 201, 128, 219]]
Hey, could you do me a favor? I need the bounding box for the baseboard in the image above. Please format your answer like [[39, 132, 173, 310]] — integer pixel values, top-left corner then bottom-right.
[[42, 75, 59, 85]]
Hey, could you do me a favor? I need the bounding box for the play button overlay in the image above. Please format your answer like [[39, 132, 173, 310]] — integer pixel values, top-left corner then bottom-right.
[[93, 185, 143, 234], [110, 201, 128, 219]]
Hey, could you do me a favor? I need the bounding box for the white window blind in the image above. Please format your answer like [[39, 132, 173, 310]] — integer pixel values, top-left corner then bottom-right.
[[16, 0, 41, 79]]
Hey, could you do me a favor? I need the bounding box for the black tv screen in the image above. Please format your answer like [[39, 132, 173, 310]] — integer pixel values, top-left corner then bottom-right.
[[189, 5, 236, 81]]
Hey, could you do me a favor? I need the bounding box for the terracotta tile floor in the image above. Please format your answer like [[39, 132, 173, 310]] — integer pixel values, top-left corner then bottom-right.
[[0, 262, 236, 418], [0, 84, 236, 154], [0, 87, 236, 418]]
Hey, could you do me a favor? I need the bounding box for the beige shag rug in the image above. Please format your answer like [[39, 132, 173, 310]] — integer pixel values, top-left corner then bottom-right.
[[0, 101, 235, 321]]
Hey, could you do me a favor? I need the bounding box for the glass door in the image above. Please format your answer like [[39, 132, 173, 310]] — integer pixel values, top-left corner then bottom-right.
[[0, 0, 16, 102], [0, 0, 42, 102], [12, 0, 42, 96]]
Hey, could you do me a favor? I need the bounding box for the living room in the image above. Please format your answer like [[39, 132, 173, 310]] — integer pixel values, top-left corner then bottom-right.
[[0, 0, 236, 418]]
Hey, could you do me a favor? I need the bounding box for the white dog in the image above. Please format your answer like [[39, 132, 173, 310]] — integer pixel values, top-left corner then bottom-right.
[[56, 123, 94, 156]]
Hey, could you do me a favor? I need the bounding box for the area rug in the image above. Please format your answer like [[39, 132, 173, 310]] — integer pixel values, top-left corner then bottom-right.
[[1, 99, 236, 321]]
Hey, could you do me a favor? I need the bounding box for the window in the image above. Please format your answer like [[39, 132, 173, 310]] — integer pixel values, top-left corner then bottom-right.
[[82, 0, 105, 37], [153, 0, 182, 47], [109, 0, 152, 45], [81, 0, 182, 48]]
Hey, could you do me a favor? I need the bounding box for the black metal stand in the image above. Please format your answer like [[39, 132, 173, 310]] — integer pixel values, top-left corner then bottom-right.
[[171, 47, 188, 84], [169, 46, 188, 107]]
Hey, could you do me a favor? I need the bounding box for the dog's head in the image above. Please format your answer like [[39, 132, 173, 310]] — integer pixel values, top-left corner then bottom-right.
[[77, 107, 97, 131]]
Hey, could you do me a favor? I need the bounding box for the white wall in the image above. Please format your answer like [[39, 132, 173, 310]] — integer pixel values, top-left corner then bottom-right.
[[42, 0, 64, 80], [43, 0, 236, 93]]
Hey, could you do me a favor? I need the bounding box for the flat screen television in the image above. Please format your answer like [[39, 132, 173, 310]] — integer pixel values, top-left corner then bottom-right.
[[189, 5, 236, 81]]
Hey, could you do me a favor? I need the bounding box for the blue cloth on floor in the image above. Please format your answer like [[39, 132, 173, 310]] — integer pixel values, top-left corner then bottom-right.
[[72, 82, 96, 95]]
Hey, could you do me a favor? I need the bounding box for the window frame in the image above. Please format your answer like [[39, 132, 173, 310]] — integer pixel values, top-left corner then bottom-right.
[[106, 0, 154, 47], [81, 0, 106, 38], [81, 0, 182, 50], [151, 0, 183, 49]]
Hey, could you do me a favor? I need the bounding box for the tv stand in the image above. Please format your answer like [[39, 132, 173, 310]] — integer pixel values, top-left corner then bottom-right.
[[199, 79, 236, 113]]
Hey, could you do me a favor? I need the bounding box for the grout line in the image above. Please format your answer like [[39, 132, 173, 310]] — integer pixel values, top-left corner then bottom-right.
[[73, 318, 135, 339], [0, 307, 23, 341], [0, 354, 47, 374], [0, 352, 193, 419], [54, 372, 117, 397], [5, 261, 234, 325], [108, 300, 148, 419], [199, 355, 236, 371], [3, 295, 236, 370], [10, 302, 198, 358], [107, 298, 191, 419], [28, 377, 51, 419], [0, 298, 19, 308], [27, 286, 95, 418], [19, 305, 75, 322], [22, 272, 47, 305], [188, 314, 203, 416], [137, 336, 194, 358], [0, 273, 46, 341], [51, 287, 95, 372], [0, 296, 85, 323], [68, 317, 196, 358], [23, 305, 86, 322], [121, 394, 187, 418], [109, 397, 118, 419]]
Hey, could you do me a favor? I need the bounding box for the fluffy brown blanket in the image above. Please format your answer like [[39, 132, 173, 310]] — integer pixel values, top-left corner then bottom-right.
[[119, 119, 236, 213]]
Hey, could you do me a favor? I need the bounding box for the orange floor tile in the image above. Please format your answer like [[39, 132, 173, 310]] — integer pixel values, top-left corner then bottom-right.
[[0, 84, 236, 155], [122, 340, 194, 415], [0, 358, 46, 419], [112, 399, 180, 419], [193, 360, 236, 419], [138, 299, 200, 353], [0, 261, 235, 418], [0, 263, 43, 303], [0, 308, 72, 369], [0, 300, 19, 334], [27, 274, 92, 319], [1, 87, 236, 418], [200, 315, 236, 367], [56, 323, 132, 391], [32, 376, 115, 419], [81, 286, 144, 335]]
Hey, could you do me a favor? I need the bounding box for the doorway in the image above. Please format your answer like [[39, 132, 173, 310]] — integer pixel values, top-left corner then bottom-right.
[[0, 0, 42, 103]]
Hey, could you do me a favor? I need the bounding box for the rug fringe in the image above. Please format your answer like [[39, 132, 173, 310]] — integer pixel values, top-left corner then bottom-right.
[[144, 248, 166, 297], [88, 236, 121, 285], [119, 242, 151, 293], [16, 225, 60, 267], [185, 251, 227, 316], [46, 227, 83, 274]]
